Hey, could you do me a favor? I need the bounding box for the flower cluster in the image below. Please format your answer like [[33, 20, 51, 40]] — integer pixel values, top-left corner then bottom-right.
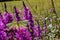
[[0, 2, 43, 40], [0, 2, 59, 40]]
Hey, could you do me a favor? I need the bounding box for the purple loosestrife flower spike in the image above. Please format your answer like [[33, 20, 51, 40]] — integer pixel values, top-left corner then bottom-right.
[[26, 22, 39, 40], [28, 11, 33, 20], [22, 1, 29, 20], [23, 7, 29, 20], [14, 6, 21, 22], [37, 20, 42, 39], [28, 10, 34, 24], [23, 1, 35, 39], [4, 11, 13, 24], [28, 10, 35, 40], [29, 22, 35, 40]]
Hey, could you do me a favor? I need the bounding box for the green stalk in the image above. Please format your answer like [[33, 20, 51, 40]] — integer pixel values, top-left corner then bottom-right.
[[50, 0, 59, 27], [50, 0, 60, 38]]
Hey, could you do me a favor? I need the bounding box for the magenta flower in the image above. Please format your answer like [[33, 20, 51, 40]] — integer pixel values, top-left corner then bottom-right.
[[28, 10, 33, 21], [22, 1, 30, 20], [0, 21, 7, 29], [2, 26, 32, 40], [4, 27, 17, 40], [23, 7, 29, 20], [3, 11, 13, 24], [0, 13, 7, 29], [16, 27, 32, 40], [14, 6, 21, 22], [0, 30, 7, 40], [37, 23, 42, 39]]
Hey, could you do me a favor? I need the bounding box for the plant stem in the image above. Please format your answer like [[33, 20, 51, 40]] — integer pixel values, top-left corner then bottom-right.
[[51, 0, 59, 27], [4, 2, 7, 11]]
